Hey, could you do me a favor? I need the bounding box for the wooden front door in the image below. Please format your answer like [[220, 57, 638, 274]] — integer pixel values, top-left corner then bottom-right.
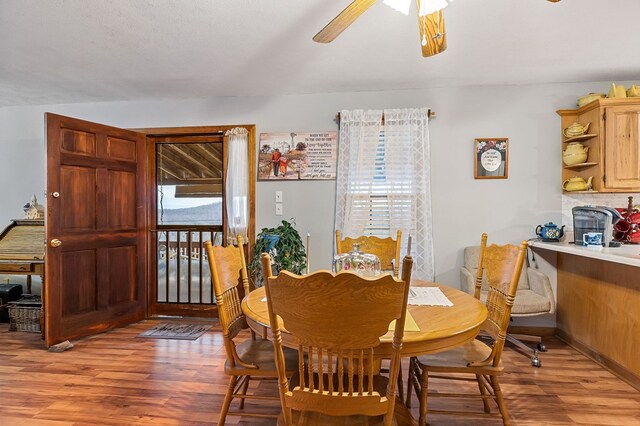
[[45, 113, 147, 347]]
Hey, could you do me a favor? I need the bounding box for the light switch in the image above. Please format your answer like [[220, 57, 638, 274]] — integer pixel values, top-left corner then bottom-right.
[[275, 191, 283, 203], [275, 203, 283, 216]]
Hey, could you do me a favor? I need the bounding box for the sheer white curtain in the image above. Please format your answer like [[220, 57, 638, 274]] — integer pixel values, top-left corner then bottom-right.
[[383, 108, 434, 281], [334, 108, 434, 281], [334, 109, 384, 236], [225, 127, 249, 243]]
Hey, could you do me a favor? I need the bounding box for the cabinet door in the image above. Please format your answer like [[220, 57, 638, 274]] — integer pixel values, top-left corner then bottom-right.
[[604, 106, 640, 189]]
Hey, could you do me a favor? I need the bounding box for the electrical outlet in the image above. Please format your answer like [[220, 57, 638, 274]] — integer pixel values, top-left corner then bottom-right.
[[275, 191, 283, 203], [275, 203, 283, 216]]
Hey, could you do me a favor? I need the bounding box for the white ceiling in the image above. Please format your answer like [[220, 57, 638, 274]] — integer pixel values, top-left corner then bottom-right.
[[1, 0, 639, 107]]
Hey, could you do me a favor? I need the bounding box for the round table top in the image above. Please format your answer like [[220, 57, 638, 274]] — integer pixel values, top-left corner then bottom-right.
[[241, 280, 488, 358]]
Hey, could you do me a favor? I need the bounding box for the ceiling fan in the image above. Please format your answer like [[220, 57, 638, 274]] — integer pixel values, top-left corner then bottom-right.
[[313, 0, 562, 58]]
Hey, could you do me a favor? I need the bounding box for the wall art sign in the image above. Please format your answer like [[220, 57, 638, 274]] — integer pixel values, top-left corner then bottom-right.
[[258, 132, 337, 180], [474, 138, 509, 179]]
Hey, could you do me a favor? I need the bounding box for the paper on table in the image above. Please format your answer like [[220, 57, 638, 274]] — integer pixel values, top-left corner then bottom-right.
[[388, 310, 420, 332], [261, 297, 267, 302], [408, 287, 453, 307]]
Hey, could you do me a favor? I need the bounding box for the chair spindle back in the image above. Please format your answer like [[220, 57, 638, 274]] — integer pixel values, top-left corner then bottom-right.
[[473, 233, 528, 367], [205, 235, 251, 368], [263, 253, 413, 425]]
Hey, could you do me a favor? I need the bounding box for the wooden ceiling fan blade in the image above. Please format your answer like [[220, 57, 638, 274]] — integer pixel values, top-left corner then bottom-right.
[[313, 0, 378, 43], [418, 10, 447, 57]]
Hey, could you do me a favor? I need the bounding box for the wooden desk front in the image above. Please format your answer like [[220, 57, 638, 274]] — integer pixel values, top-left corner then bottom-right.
[[241, 280, 488, 358], [0, 219, 45, 295]]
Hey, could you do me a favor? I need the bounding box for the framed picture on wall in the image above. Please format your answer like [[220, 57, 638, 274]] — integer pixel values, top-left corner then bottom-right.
[[474, 138, 509, 179], [258, 132, 337, 180]]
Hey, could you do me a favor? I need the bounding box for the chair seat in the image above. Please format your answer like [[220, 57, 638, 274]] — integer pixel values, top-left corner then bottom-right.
[[479, 289, 551, 315], [276, 397, 416, 426], [225, 338, 298, 376], [414, 338, 503, 374]]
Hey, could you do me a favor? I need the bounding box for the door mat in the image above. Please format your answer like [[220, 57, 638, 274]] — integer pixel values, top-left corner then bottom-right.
[[137, 323, 211, 340]]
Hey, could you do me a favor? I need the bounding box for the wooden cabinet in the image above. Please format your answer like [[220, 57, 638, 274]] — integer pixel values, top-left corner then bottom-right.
[[558, 98, 640, 193], [604, 105, 640, 189]]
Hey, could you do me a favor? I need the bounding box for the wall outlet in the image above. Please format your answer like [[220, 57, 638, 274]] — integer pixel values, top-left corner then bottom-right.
[[275, 191, 283, 202], [275, 203, 283, 216]]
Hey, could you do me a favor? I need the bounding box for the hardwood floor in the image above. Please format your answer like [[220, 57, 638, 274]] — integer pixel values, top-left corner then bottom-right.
[[1, 320, 639, 425]]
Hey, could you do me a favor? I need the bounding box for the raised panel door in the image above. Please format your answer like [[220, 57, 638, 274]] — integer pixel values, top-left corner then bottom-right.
[[45, 113, 146, 347], [604, 105, 640, 189]]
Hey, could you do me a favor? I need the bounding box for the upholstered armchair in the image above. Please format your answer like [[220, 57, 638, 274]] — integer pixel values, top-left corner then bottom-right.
[[461, 245, 556, 367]]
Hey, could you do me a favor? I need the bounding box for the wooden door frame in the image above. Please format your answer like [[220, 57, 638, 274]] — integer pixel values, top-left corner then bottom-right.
[[135, 125, 256, 317]]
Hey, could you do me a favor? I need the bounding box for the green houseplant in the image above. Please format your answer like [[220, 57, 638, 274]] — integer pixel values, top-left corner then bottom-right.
[[249, 219, 306, 286]]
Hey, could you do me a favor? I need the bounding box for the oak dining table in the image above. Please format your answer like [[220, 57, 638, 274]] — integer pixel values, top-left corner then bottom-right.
[[241, 279, 488, 358]]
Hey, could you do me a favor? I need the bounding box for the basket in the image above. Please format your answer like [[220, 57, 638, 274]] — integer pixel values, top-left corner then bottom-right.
[[8, 297, 42, 333]]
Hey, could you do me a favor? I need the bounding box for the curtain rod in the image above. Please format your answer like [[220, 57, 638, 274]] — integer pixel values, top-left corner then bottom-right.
[[335, 109, 435, 123]]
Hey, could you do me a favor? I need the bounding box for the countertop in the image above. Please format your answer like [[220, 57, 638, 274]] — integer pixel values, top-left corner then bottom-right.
[[530, 238, 640, 268]]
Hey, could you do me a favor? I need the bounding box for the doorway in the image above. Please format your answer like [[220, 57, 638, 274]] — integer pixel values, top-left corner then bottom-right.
[[45, 116, 256, 346], [144, 126, 256, 318]]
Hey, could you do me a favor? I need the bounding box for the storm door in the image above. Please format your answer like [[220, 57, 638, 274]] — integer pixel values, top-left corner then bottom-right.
[[148, 133, 225, 317]]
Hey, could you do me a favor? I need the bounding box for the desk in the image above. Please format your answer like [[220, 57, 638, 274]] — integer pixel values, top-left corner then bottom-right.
[[0, 219, 45, 295], [241, 280, 488, 358]]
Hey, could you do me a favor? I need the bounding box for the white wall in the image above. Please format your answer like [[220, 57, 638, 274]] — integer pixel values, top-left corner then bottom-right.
[[0, 80, 629, 326]]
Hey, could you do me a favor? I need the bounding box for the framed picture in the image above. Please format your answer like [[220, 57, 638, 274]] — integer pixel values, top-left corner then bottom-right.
[[474, 138, 508, 179], [258, 132, 337, 180]]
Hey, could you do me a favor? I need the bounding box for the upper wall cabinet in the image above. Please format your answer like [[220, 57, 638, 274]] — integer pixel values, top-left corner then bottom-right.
[[558, 98, 640, 193]]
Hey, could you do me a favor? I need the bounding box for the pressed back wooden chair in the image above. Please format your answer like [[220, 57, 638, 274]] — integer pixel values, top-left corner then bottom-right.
[[335, 230, 402, 277], [406, 234, 527, 426], [262, 252, 415, 426], [461, 243, 554, 367], [205, 236, 298, 425]]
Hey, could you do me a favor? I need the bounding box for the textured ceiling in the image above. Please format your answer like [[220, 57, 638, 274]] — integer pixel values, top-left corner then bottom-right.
[[1, 0, 639, 107]]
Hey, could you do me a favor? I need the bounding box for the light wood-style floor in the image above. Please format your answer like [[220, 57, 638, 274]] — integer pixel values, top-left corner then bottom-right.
[[1, 319, 640, 425]]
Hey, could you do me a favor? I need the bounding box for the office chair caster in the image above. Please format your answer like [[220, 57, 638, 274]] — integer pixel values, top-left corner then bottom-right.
[[531, 351, 541, 368], [537, 342, 547, 352]]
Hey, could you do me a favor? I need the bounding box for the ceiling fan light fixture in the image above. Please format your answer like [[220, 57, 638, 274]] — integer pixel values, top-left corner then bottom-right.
[[418, 0, 454, 16], [383, 0, 412, 15]]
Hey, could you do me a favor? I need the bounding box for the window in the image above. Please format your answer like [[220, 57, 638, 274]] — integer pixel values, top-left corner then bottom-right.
[[350, 132, 391, 236], [335, 108, 434, 280]]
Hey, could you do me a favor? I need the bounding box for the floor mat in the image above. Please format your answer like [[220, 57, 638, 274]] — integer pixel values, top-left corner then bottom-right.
[[137, 323, 211, 340]]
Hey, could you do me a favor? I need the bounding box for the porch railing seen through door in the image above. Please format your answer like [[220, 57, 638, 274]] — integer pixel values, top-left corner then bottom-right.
[[155, 228, 223, 305]]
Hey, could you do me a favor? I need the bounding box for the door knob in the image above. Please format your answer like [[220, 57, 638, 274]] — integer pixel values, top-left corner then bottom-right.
[[51, 192, 60, 198], [50, 239, 62, 247]]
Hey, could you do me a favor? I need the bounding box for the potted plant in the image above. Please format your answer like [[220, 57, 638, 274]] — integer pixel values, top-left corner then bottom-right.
[[249, 219, 306, 286]]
